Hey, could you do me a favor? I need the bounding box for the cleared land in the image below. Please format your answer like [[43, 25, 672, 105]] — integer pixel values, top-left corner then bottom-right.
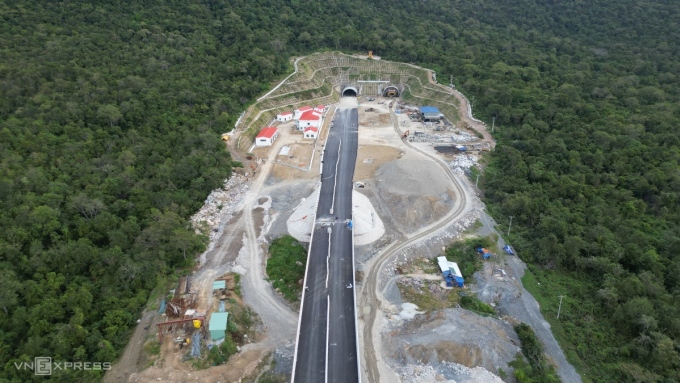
[[107, 52, 573, 383]]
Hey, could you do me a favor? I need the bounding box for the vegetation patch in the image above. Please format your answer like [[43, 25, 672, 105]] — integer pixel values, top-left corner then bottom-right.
[[266, 235, 308, 302], [521, 266, 604, 381], [459, 294, 496, 316], [397, 277, 460, 311], [443, 236, 496, 278], [510, 323, 561, 383], [206, 336, 238, 366]]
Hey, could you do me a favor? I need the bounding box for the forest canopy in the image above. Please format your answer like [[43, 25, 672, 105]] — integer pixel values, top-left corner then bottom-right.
[[1, 0, 679, 382]]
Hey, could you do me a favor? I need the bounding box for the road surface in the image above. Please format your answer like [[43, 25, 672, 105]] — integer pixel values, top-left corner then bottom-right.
[[292, 107, 360, 383]]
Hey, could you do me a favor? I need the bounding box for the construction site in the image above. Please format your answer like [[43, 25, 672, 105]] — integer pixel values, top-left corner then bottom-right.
[[104, 52, 580, 383]]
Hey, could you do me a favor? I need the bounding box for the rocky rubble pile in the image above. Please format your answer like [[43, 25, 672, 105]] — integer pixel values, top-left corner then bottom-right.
[[450, 130, 477, 143], [191, 173, 249, 242], [397, 364, 438, 383], [441, 362, 505, 383], [397, 362, 505, 383], [398, 277, 425, 289], [450, 155, 478, 174]]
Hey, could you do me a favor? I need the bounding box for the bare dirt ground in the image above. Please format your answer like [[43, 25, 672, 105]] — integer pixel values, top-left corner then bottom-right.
[[385, 309, 520, 375], [353, 97, 486, 382], [354, 145, 401, 181], [276, 143, 314, 170], [107, 82, 576, 383]]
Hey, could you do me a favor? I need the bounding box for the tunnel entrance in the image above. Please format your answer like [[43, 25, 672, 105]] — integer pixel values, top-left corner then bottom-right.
[[342, 87, 357, 97], [383, 86, 400, 97]]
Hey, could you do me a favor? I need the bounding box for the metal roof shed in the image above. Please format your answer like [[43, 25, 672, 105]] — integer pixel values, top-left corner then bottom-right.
[[420, 106, 441, 120], [447, 261, 465, 287], [437, 256, 449, 274], [209, 312, 229, 341]]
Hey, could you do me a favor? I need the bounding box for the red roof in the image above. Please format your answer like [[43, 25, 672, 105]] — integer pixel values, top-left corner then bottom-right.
[[304, 127, 318, 133], [256, 127, 278, 139], [315, 105, 325, 110], [297, 106, 312, 112], [299, 110, 321, 121]]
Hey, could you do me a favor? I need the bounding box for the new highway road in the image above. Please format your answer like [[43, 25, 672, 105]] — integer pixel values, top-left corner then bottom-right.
[[292, 106, 360, 383]]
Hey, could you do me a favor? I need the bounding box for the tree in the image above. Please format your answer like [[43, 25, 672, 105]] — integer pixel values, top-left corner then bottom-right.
[[97, 104, 123, 127], [0, 269, 20, 314]]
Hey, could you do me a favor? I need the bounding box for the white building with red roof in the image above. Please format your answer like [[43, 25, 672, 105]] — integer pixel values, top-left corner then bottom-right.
[[296, 110, 322, 130], [303, 127, 318, 139], [294, 105, 313, 120], [276, 111, 293, 122], [255, 127, 279, 147], [314, 105, 326, 113]]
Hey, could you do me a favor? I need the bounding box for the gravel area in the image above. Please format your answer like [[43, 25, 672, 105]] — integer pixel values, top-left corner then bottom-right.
[[377, 158, 450, 196]]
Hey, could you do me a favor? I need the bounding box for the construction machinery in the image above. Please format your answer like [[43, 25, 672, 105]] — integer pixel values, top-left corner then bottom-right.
[[401, 130, 409, 139], [368, 50, 373, 59]]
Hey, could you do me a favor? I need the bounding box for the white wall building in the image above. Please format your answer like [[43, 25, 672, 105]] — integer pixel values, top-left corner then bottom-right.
[[255, 127, 279, 147], [297, 110, 322, 130], [276, 112, 293, 122], [303, 127, 318, 139], [294, 106, 313, 120]]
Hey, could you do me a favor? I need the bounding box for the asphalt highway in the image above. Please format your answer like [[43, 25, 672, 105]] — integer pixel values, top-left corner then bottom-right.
[[292, 107, 360, 383]]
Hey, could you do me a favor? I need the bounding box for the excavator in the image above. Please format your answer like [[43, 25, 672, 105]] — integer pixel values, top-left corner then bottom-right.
[[401, 130, 409, 139]]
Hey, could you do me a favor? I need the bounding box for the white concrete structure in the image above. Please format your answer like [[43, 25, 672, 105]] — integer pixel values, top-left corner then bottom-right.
[[313, 105, 326, 113], [294, 106, 313, 120], [297, 110, 322, 130], [277, 112, 293, 122], [255, 127, 279, 147], [303, 127, 318, 139]]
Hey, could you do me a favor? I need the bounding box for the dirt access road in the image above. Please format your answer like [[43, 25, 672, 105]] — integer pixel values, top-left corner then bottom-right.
[[189, 122, 302, 349], [475, 213, 583, 383], [243, 133, 299, 344], [359, 114, 476, 382], [106, 123, 302, 382]]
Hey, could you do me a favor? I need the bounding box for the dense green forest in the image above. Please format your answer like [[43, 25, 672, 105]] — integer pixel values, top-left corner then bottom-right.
[[1, 0, 679, 382]]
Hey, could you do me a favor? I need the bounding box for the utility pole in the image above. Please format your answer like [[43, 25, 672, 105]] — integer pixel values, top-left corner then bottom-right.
[[507, 216, 513, 236], [557, 295, 566, 319], [492, 116, 495, 132], [475, 174, 480, 187]]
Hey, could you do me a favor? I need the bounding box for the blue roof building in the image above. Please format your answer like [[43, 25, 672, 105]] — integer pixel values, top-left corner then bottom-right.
[[420, 106, 442, 120]]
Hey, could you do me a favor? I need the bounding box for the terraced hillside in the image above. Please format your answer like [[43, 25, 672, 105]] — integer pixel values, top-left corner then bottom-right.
[[237, 52, 463, 150]]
